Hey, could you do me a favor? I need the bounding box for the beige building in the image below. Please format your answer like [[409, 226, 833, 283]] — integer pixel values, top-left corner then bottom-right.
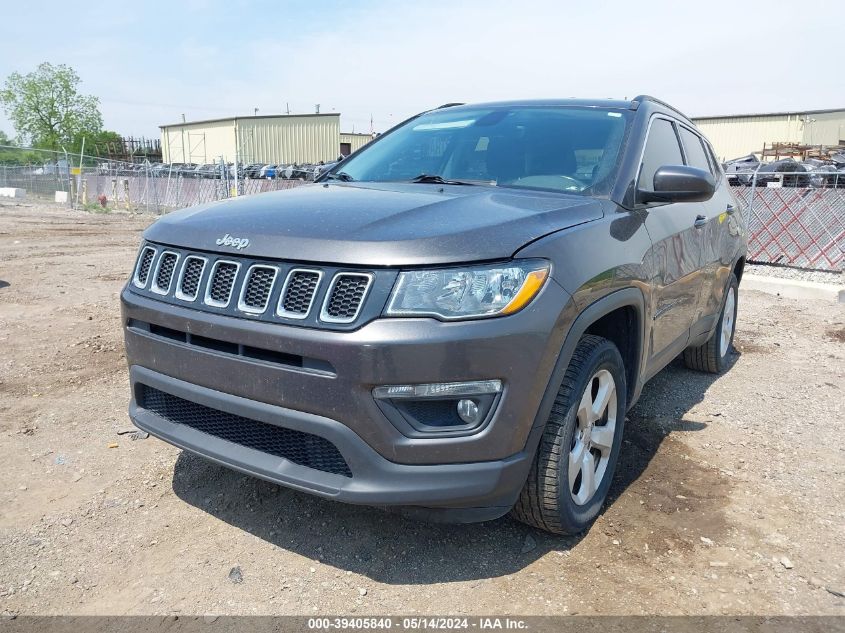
[[340, 132, 374, 156], [161, 114, 369, 164], [691, 108, 845, 161]]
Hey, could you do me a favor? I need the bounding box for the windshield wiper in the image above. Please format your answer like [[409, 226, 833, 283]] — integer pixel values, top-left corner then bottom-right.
[[325, 171, 355, 182], [410, 173, 481, 186]]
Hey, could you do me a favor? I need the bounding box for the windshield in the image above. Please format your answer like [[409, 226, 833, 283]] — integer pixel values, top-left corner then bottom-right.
[[332, 106, 631, 194]]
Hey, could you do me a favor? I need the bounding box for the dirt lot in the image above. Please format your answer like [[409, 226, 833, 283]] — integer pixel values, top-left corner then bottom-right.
[[0, 201, 843, 616]]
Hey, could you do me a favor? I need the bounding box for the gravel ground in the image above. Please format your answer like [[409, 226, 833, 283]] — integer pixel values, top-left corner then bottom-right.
[[0, 201, 844, 616], [746, 263, 843, 285]]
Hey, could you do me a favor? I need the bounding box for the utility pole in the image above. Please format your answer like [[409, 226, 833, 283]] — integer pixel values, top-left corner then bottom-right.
[[286, 102, 290, 115], [315, 104, 320, 114]]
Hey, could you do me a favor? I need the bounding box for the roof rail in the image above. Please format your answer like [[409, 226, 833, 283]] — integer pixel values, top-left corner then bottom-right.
[[436, 102, 465, 109], [631, 95, 692, 122]]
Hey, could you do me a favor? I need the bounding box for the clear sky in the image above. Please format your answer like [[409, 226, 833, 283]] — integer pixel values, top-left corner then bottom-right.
[[1, 0, 841, 140]]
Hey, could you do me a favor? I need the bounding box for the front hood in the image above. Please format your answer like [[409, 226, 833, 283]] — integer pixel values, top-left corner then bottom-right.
[[144, 182, 605, 266]]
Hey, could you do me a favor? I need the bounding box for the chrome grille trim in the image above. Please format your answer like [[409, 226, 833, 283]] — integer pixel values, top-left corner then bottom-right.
[[320, 272, 374, 324], [132, 246, 157, 289], [174, 256, 207, 302], [276, 268, 323, 319], [237, 265, 279, 314], [150, 251, 180, 295], [203, 260, 241, 308]]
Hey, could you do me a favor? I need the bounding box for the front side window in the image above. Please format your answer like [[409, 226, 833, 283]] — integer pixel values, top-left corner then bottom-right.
[[332, 106, 631, 194], [638, 118, 683, 193]]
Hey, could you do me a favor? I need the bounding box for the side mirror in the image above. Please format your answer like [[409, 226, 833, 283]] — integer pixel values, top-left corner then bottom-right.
[[638, 165, 715, 204]]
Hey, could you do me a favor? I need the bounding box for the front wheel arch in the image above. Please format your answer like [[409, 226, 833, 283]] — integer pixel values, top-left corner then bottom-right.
[[518, 288, 645, 461]]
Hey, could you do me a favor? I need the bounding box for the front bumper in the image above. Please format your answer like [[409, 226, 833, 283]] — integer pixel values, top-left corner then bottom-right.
[[123, 280, 574, 512], [131, 366, 531, 519]]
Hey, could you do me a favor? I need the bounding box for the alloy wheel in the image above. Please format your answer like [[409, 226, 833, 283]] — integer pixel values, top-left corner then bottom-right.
[[569, 369, 617, 505], [720, 286, 736, 357]]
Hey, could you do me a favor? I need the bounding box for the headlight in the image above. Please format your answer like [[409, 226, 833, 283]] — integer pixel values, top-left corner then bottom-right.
[[384, 260, 549, 320]]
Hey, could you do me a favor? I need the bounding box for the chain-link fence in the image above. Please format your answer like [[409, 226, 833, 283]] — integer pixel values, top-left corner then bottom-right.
[[79, 162, 305, 214], [0, 146, 310, 212], [2, 145, 843, 271], [730, 170, 845, 271], [0, 145, 74, 202]]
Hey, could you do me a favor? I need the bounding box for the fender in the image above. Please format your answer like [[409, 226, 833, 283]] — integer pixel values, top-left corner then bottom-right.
[[519, 287, 646, 461]]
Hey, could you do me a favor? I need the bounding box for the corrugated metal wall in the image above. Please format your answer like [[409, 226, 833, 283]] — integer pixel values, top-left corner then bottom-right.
[[161, 114, 341, 164], [340, 133, 373, 153], [162, 120, 235, 164], [693, 115, 804, 161], [238, 115, 340, 164], [801, 111, 845, 147], [693, 110, 845, 161]]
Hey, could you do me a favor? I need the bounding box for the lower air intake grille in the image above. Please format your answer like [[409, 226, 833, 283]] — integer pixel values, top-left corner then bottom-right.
[[323, 274, 371, 322], [140, 386, 352, 477], [207, 262, 239, 305]]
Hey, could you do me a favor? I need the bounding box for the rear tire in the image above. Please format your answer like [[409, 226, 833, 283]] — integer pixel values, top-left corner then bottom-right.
[[512, 335, 627, 535], [683, 273, 738, 374]]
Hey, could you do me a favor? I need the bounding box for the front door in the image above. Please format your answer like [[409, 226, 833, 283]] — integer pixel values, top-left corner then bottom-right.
[[638, 117, 707, 373]]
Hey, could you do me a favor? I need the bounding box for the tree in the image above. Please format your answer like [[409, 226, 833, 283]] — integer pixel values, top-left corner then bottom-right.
[[0, 63, 103, 151]]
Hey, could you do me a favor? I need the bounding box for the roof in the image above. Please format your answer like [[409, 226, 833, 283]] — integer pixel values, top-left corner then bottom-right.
[[691, 107, 845, 121], [445, 98, 637, 111], [439, 96, 694, 123], [160, 112, 341, 129]]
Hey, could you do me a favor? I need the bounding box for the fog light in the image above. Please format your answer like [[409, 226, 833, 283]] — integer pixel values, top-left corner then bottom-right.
[[372, 379, 503, 436], [372, 380, 502, 400], [456, 399, 479, 424]]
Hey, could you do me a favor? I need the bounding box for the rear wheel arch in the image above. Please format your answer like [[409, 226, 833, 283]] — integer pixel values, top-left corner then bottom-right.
[[733, 255, 745, 285]]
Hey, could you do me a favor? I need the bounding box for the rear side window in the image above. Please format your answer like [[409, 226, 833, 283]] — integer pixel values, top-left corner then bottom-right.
[[704, 142, 723, 175], [638, 118, 683, 192], [679, 127, 712, 173]]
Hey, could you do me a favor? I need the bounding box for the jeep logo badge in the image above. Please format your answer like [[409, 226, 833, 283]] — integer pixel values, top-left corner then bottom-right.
[[215, 234, 250, 250]]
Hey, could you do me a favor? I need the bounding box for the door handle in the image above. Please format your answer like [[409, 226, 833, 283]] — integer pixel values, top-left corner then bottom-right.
[[694, 215, 708, 229], [726, 204, 736, 215]]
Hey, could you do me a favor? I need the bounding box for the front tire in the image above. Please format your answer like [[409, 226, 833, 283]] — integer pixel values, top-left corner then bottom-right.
[[683, 273, 738, 374], [512, 335, 627, 535]]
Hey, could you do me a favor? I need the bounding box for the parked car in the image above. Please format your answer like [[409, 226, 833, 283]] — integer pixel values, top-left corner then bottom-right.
[[155, 163, 183, 178], [259, 164, 278, 179], [242, 163, 265, 179], [123, 96, 746, 535], [723, 154, 760, 186], [176, 163, 198, 177]]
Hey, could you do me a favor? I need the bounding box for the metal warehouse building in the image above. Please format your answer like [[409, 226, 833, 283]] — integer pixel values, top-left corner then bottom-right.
[[161, 114, 372, 165], [691, 108, 845, 161]]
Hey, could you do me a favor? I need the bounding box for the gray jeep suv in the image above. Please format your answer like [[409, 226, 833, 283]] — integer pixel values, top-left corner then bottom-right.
[[122, 96, 746, 535]]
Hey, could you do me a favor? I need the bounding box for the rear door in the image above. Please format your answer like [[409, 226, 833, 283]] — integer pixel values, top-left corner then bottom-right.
[[682, 131, 743, 338], [677, 125, 733, 338], [639, 117, 707, 374]]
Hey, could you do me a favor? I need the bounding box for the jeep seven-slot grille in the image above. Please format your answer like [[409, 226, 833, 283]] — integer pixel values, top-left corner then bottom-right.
[[153, 252, 178, 293], [135, 247, 156, 286], [132, 245, 377, 327], [241, 266, 277, 312], [207, 262, 239, 305], [279, 270, 320, 317], [323, 274, 372, 322], [178, 257, 205, 300], [140, 386, 352, 477]]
